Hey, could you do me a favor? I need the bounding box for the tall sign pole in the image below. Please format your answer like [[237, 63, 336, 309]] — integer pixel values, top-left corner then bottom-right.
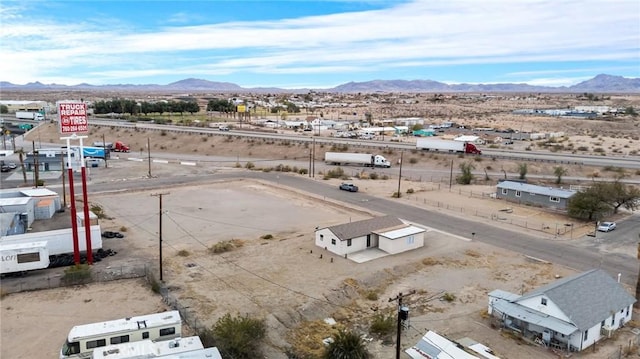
[[59, 101, 91, 264]]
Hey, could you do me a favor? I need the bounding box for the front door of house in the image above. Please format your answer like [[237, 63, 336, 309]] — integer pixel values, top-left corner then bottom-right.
[[366, 234, 371, 247]]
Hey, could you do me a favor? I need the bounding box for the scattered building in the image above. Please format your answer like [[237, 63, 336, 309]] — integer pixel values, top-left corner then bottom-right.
[[496, 181, 576, 210], [406, 331, 480, 359], [488, 269, 636, 352], [314, 215, 426, 257]]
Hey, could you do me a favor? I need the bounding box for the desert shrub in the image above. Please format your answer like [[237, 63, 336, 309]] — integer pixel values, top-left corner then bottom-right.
[[409, 157, 418, 164], [406, 188, 414, 194], [119, 226, 127, 232], [365, 290, 379, 301], [298, 168, 308, 175], [90, 204, 107, 219], [209, 240, 242, 254], [381, 175, 389, 180], [324, 167, 345, 179], [577, 146, 589, 151], [260, 234, 274, 240], [177, 249, 190, 257], [245, 162, 255, 169], [369, 172, 379, 180], [62, 264, 92, 285], [160, 130, 167, 136], [442, 292, 456, 302], [207, 313, 266, 359], [392, 191, 401, 198], [370, 313, 395, 338]]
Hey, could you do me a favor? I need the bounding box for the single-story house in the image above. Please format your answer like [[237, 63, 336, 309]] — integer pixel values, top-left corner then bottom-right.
[[314, 215, 425, 257], [496, 181, 576, 210], [454, 135, 485, 145], [488, 269, 636, 352]]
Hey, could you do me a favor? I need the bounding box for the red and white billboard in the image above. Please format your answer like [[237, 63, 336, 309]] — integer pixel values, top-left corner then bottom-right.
[[58, 102, 88, 134]]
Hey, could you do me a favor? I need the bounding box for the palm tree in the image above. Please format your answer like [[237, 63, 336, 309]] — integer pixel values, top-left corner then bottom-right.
[[324, 330, 370, 359], [553, 166, 568, 184]]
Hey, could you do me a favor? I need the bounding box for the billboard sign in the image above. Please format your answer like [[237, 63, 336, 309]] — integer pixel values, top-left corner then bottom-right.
[[58, 102, 88, 134]]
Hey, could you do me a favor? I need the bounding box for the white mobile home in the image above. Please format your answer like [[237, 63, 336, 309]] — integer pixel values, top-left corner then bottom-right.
[[61, 311, 182, 358]]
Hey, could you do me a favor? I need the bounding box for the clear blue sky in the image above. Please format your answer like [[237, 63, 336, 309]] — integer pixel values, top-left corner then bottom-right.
[[2, 0, 639, 89]]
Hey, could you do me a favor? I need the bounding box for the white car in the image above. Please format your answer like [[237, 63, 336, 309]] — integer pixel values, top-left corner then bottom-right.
[[597, 222, 616, 232]]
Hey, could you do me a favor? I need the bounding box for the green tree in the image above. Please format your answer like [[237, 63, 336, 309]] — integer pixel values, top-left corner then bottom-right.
[[324, 329, 370, 359], [0, 104, 8, 114], [598, 181, 640, 213], [456, 161, 475, 185], [210, 313, 265, 359], [567, 189, 610, 221], [625, 106, 638, 117], [518, 163, 528, 180], [553, 166, 568, 184]]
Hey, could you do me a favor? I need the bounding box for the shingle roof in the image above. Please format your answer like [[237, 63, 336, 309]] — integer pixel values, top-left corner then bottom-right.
[[516, 269, 636, 330], [497, 181, 576, 198], [326, 215, 404, 241]]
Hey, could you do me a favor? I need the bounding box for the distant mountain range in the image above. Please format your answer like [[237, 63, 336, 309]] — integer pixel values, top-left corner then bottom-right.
[[1, 74, 638, 93]]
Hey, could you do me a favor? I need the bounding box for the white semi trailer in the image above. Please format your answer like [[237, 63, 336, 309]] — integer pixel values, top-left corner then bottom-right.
[[416, 138, 482, 154], [324, 152, 391, 168], [15, 111, 44, 121], [0, 241, 50, 275]]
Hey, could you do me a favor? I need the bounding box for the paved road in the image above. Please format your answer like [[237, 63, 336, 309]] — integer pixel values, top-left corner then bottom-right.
[[68, 169, 638, 287]]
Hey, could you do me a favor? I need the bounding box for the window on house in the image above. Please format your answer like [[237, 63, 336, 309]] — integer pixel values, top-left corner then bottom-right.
[[550, 196, 560, 203], [601, 320, 605, 327], [501, 188, 507, 195], [331, 239, 336, 245], [320, 234, 324, 241], [627, 307, 630, 315], [529, 192, 536, 196], [406, 236, 414, 245], [583, 330, 588, 341], [541, 298, 547, 306], [515, 191, 521, 197], [142, 332, 149, 339], [347, 239, 352, 247]]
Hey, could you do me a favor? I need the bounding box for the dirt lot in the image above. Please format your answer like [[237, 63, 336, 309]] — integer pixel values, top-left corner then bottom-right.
[[2, 156, 638, 358], [2, 96, 639, 358]]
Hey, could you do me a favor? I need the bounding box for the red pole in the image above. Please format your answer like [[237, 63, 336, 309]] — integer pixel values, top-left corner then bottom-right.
[[68, 168, 80, 264], [81, 166, 93, 264]]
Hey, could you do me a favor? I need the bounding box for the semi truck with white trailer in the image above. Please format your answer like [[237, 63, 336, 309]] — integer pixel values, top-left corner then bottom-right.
[[416, 138, 482, 154], [15, 111, 44, 121], [324, 152, 391, 168]]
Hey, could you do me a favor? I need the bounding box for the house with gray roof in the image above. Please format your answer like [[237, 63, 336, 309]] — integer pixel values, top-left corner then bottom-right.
[[314, 215, 426, 257], [496, 181, 577, 210], [488, 269, 636, 352]]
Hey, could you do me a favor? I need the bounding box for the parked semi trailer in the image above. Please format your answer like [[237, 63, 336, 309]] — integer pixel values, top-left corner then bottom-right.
[[416, 138, 482, 154], [0, 225, 105, 272], [0, 241, 50, 275], [324, 152, 391, 168]]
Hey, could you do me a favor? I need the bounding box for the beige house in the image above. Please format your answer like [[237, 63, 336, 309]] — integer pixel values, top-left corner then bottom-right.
[[314, 215, 425, 257]]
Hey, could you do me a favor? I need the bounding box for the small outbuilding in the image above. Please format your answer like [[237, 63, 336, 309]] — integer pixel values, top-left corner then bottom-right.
[[314, 215, 425, 257]]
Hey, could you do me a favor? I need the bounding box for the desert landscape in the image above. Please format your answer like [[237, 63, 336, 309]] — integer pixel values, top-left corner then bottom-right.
[[1, 92, 639, 359]]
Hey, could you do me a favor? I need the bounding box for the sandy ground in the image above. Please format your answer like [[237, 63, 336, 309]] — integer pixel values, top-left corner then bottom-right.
[[1, 105, 639, 358], [1, 157, 638, 359]]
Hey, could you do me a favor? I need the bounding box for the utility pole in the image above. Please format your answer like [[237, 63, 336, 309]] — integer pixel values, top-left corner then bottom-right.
[[308, 141, 312, 177], [312, 137, 316, 178], [61, 155, 67, 209], [147, 137, 152, 178], [449, 159, 454, 191], [389, 290, 415, 359], [396, 151, 403, 198], [152, 192, 169, 281], [103, 133, 108, 168]]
